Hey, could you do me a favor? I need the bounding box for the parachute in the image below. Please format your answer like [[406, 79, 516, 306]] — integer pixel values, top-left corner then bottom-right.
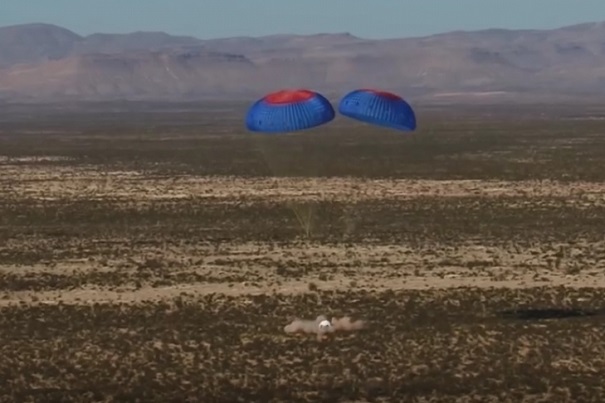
[[245, 89, 335, 133], [245, 89, 335, 238], [244, 88, 417, 239], [338, 89, 417, 131]]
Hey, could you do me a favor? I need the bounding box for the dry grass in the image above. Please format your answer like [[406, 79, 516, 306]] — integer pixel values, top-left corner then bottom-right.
[[5, 164, 605, 205]]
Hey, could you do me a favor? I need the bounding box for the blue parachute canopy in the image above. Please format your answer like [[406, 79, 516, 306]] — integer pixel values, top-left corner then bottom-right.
[[245, 89, 335, 133], [338, 89, 417, 131]]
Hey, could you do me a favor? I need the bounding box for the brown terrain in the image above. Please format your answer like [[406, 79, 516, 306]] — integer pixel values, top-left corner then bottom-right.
[[1, 102, 605, 401], [1, 21, 605, 102]]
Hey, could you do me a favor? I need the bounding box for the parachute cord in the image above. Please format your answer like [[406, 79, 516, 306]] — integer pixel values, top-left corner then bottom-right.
[[252, 136, 315, 240], [290, 204, 313, 239]]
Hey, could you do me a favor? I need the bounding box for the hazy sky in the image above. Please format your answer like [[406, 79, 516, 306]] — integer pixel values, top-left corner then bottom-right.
[[2, 0, 605, 39]]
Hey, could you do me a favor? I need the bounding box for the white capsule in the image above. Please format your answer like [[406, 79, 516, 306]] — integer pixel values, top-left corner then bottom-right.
[[318, 319, 332, 332]]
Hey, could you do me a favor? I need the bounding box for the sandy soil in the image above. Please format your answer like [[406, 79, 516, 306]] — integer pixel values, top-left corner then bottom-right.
[[2, 161, 605, 306], [3, 163, 605, 205]]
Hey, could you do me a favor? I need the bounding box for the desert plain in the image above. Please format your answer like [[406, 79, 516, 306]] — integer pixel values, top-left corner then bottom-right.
[[1, 102, 605, 402]]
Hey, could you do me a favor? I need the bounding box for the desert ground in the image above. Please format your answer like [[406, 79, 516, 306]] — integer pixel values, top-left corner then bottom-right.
[[1, 102, 605, 401]]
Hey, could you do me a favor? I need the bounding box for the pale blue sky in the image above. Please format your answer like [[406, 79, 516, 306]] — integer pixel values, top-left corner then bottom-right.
[[2, 0, 605, 39]]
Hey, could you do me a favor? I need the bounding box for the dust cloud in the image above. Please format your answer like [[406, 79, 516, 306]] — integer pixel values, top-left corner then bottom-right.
[[284, 315, 365, 340]]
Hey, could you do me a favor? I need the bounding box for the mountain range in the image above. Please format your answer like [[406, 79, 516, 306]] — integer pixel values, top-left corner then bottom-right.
[[1, 21, 605, 103]]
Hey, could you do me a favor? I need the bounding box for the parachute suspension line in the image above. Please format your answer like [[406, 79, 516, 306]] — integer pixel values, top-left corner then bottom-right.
[[335, 88, 417, 240], [253, 135, 317, 240], [291, 204, 314, 239], [246, 89, 334, 240]]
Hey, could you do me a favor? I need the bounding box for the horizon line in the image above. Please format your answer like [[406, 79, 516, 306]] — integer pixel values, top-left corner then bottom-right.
[[1, 19, 604, 42]]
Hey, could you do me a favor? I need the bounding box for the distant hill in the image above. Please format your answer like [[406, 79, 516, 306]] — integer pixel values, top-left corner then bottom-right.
[[0, 23, 82, 67], [1, 21, 605, 103]]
